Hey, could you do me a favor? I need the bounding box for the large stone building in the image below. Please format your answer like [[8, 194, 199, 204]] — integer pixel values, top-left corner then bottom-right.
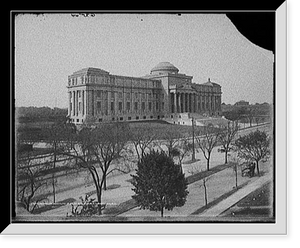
[[67, 62, 222, 125]]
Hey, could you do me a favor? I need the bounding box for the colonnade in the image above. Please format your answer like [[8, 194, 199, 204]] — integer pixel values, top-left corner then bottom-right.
[[69, 89, 85, 117], [169, 92, 221, 114]]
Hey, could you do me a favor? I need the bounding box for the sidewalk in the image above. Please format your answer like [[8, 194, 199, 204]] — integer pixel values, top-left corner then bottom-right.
[[195, 173, 271, 218], [118, 164, 271, 219]]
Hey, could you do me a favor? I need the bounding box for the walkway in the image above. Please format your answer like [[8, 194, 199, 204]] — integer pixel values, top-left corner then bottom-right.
[[195, 173, 271, 217]]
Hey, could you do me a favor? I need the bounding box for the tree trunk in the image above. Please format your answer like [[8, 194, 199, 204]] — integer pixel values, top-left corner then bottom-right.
[[203, 180, 208, 206], [224, 150, 228, 164], [206, 158, 210, 171], [103, 175, 107, 190], [52, 174, 56, 203], [256, 160, 260, 176], [235, 165, 238, 189], [160, 206, 164, 218], [52, 153, 56, 203], [97, 191, 102, 215]]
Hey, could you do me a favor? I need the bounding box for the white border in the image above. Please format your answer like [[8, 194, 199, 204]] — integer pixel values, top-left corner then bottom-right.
[[3, 3, 287, 235]]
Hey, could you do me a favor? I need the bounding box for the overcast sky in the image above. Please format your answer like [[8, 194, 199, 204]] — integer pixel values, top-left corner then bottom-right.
[[15, 13, 274, 108]]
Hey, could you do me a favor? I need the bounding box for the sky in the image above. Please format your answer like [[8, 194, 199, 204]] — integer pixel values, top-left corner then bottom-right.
[[14, 13, 274, 108]]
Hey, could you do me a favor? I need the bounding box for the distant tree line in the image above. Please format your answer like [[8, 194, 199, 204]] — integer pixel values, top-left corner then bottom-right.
[[221, 102, 271, 126], [16, 106, 68, 123]]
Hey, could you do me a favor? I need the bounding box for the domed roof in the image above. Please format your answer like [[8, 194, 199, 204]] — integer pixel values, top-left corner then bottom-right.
[[150, 62, 179, 74]]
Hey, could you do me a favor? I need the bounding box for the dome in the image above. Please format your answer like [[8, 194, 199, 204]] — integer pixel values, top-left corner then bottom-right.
[[150, 62, 179, 75]]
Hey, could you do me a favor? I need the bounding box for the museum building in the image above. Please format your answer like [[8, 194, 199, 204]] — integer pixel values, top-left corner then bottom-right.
[[67, 62, 222, 125]]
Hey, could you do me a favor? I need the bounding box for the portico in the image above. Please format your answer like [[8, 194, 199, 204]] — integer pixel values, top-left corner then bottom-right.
[[168, 79, 222, 116]]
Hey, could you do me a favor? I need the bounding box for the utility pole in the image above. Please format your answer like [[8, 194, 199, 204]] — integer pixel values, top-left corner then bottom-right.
[[192, 117, 196, 161]]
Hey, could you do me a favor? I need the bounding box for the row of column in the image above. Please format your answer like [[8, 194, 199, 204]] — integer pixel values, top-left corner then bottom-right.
[[69, 90, 85, 117], [170, 92, 221, 114], [84, 89, 164, 117]]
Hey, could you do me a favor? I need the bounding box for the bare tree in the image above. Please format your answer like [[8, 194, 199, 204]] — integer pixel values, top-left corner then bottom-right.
[[234, 130, 270, 176], [17, 151, 49, 213], [63, 123, 130, 215], [201, 177, 209, 206], [176, 137, 193, 169], [218, 122, 239, 164], [156, 128, 182, 158], [44, 122, 67, 203], [229, 154, 242, 189], [187, 166, 211, 207], [195, 126, 220, 171], [91, 123, 131, 191], [130, 124, 157, 160]]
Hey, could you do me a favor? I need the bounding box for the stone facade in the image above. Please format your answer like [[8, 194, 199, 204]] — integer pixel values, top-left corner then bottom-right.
[[67, 62, 222, 125]]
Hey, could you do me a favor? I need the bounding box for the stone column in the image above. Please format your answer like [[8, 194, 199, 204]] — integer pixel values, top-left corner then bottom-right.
[[192, 93, 194, 113], [72, 91, 75, 116], [115, 91, 119, 116], [189, 93, 192, 113], [186, 93, 189, 112], [82, 90, 85, 116], [75, 90, 77, 116], [174, 92, 177, 114], [188, 93, 192, 112], [178, 93, 180, 113], [195, 94, 198, 113], [108, 91, 111, 115], [182, 93, 185, 113], [168, 92, 172, 114], [92, 90, 95, 116], [68, 92, 71, 116]]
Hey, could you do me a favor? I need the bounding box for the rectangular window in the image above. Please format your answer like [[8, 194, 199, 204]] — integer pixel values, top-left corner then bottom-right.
[[118, 92, 122, 99], [103, 91, 108, 99], [134, 102, 138, 111], [111, 102, 114, 112], [136, 116, 139, 120], [142, 102, 145, 111], [126, 92, 130, 100], [126, 102, 131, 111], [119, 102, 122, 111], [96, 101, 101, 114], [97, 90, 102, 98], [148, 102, 152, 111], [128, 116, 131, 120]]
